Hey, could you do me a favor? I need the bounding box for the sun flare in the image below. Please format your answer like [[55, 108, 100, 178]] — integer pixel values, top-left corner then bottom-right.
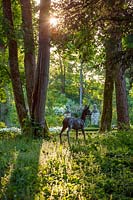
[[35, 0, 40, 4], [50, 17, 58, 27], [35, 0, 60, 5]]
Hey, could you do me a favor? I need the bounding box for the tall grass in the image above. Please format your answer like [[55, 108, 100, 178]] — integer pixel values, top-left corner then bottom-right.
[[0, 129, 132, 199]]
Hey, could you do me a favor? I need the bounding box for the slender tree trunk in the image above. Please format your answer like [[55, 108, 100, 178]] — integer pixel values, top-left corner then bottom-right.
[[100, 38, 114, 132], [114, 38, 130, 129], [79, 64, 83, 108], [20, 0, 36, 115], [115, 66, 130, 129], [100, 65, 114, 132], [58, 52, 65, 94], [2, 0, 28, 130], [32, 0, 51, 136]]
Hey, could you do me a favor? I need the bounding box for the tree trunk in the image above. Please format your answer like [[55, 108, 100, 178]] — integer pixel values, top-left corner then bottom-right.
[[32, 0, 51, 136], [2, 0, 28, 130], [100, 65, 114, 132], [115, 67, 130, 129], [20, 0, 36, 115], [100, 29, 130, 131], [79, 64, 83, 108], [58, 52, 65, 94], [114, 38, 130, 129], [100, 38, 114, 132]]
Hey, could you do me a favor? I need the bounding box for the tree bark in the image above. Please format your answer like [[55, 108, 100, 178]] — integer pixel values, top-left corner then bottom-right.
[[100, 38, 114, 132], [100, 31, 130, 131], [114, 37, 130, 129], [114, 35, 130, 129], [79, 63, 83, 108], [99, 0, 131, 132], [115, 66, 130, 129], [20, 0, 36, 115], [59, 52, 65, 94], [2, 0, 28, 130], [32, 0, 51, 136], [100, 65, 114, 132]]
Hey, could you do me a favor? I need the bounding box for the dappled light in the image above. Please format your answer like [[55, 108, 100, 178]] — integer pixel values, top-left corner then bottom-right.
[[0, 129, 132, 199], [0, 132, 43, 199], [0, 151, 18, 196]]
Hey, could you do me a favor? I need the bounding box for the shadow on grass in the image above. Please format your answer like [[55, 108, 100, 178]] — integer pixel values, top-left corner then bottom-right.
[[70, 131, 133, 199], [0, 134, 43, 200], [0, 130, 132, 199]]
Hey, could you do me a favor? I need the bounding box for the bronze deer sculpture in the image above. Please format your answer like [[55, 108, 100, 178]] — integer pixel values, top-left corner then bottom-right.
[[60, 105, 91, 145]]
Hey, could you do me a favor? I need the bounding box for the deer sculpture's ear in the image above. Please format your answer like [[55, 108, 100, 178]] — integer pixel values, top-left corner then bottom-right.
[[83, 105, 90, 111], [87, 105, 90, 109], [84, 105, 88, 109]]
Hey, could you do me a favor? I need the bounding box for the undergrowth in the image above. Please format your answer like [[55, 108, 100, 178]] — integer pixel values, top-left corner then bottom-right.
[[0, 128, 132, 200]]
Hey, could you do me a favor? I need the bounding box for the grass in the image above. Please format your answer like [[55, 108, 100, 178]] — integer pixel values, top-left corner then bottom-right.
[[0, 128, 133, 200]]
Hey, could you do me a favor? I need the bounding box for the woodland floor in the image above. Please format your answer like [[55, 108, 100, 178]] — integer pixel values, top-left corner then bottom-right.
[[0, 128, 133, 200]]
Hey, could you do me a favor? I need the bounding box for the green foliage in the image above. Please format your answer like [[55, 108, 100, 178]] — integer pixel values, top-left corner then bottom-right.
[[0, 122, 6, 128], [0, 127, 21, 139], [129, 84, 133, 124], [123, 35, 133, 49], [0, 129, 132, 199], [129, 84, 133, 98], [0, 100, 19, 128]]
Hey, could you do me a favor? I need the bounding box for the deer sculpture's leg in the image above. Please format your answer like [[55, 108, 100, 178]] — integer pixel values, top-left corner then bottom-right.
[[82, 129, 86, 141], [76, 130, 78, 140], [60, 126, 67, 144], [67, 128, 71, 146]]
